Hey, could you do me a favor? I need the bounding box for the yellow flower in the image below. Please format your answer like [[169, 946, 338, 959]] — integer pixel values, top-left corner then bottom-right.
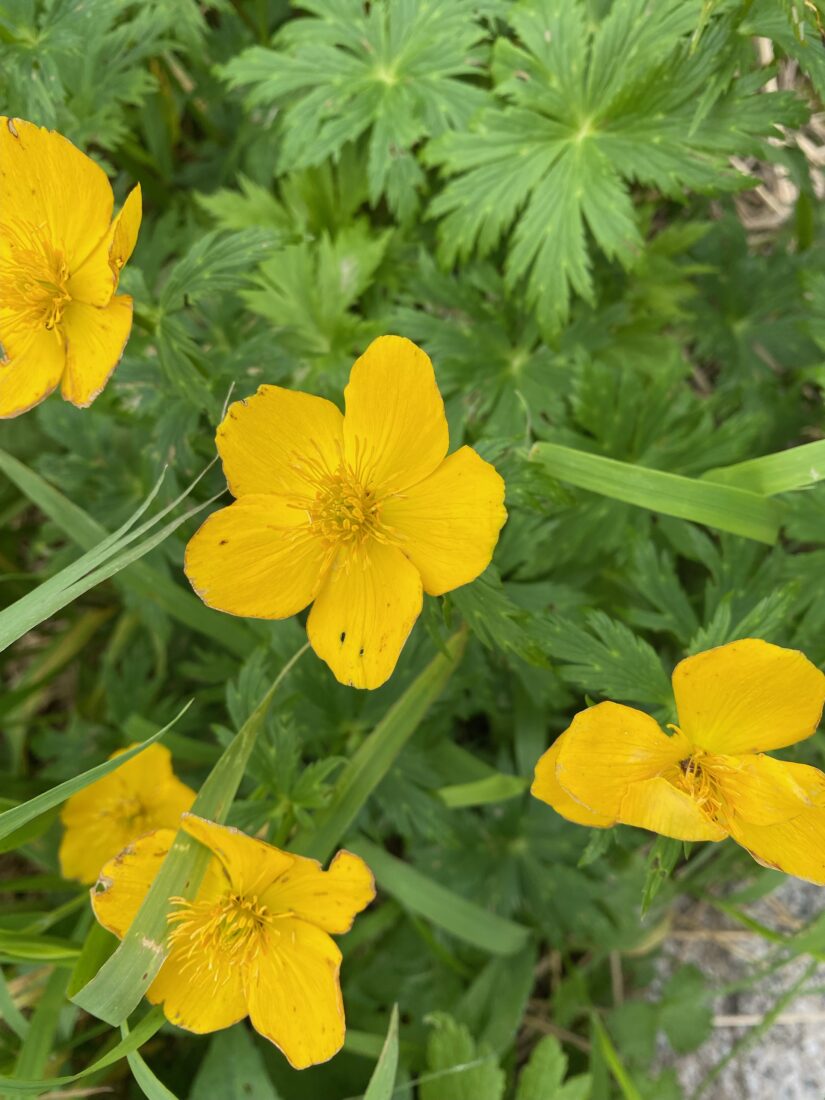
[[0, 117, 141, 418], [91, 813, 375, 1068], [531, 639, 825, 883], [60, 743, 194, 885], [184, 335, 507, 689]]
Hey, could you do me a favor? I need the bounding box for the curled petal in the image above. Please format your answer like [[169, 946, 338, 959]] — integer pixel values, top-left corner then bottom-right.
[[69, 184, 142, 306], [728, 807, 825, 884], [618, 777, 727, 842], [711, 753, 825, 827], [531, 734, 614, 828], [556, 702, 690, 820]]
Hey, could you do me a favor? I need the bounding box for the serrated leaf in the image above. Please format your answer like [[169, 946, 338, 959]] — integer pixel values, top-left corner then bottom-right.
[[421, 1013, 505, 1100]]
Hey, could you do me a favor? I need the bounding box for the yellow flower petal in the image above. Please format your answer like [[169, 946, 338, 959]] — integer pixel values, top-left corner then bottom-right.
[[60, 742, 195, 885], [147, 934, 247, 1034], [307, 541, 423, 689], [343, 335, 448, 495], [60, 295, 133, 407], [180, 814, 294, 898], [68, 184, 143, 307], [556, 702, 691, 819], [728, 806, 825, 884], [91, 828, 177, 938], [216, 385, 344, 498], [184, 496, 328, 619], [0, 326, 64, 418], [0, 117, 113, 268], [618, 777, 727, 841], [247, 917, 345, 1068], [531, 734, 615, 827], [262, 849, 376, 934], [672, 639, 825, 754], [382, 446, 507, 596], [109, 184, 142, 275], [711, 752, 825, 827]]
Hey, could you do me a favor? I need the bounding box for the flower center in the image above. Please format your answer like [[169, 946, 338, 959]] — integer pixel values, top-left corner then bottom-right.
[[309, 465, 384, 547], [109, 794, 150, 833], [0, 222, 72, 339], [669, 753, 723, 820], [168, 892, 277, 973]]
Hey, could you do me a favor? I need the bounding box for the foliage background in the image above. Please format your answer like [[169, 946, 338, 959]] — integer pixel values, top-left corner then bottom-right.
[[2, 0, 825, 1097]]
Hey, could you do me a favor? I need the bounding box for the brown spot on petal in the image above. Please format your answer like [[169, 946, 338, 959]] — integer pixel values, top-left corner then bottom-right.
[[7, 118, 18, 137]]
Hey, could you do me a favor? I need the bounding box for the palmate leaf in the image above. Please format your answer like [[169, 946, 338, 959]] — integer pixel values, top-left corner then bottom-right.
[[220, 0, 504, 219], [427, 0, 808, 329]]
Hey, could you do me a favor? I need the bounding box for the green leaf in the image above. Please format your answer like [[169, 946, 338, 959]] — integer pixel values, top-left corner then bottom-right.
[[703, 439, 825, 494], [0, 706, 190, 848], [516, 1035, 592, 1100], [529, 441, 781, 544], [0, 930, 79, 965], [0, 966, 29, 1041], [221, 0, 500, 219], [291, 631, 466, 863], [364, 1005, 400, 1100], [0, 448, 254, 656], [659, 966, 713, 1053], [189, 1026, 282, 1100], [428, 0, 806, 328], [420, 1013, 505, 1100], [437, 774, 528, 809], [347, 837, 529, 957], [540, 611, 672, 708], [71, 645, 308, 1026], [590, 1014, 643, 1100], [122, 1019, 181, 1100], [0, 1007, 165, 1094]]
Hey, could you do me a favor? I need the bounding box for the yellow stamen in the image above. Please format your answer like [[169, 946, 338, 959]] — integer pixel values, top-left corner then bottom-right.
[[168, 892, 279, 977], [666, 750, 724, 821], [0, 221, 72, 342]]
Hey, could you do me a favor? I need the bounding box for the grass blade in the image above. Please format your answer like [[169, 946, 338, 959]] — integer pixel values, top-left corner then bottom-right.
[[0, 449, 253, 656], [72, 644, 308, 1025], [291, 632, 466, 864], [347, 837, 530, 957], [122, 1020, 181, 1100], [703, 439, 825, 494], [529, 442, 781, 544], [590, 1014, 643, 1100], [0, 1007, 165, 1095], [437, 774, 528, 808], [364, 1004, 400, 1100]]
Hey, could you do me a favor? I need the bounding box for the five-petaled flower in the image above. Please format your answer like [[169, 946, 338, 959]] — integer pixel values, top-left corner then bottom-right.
[[0, 117, 141, 417], [531, 639, 825, 883], [60, 743, 195, 885], [92, 813, 375, 1068], [184, 335, 507, 689]]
